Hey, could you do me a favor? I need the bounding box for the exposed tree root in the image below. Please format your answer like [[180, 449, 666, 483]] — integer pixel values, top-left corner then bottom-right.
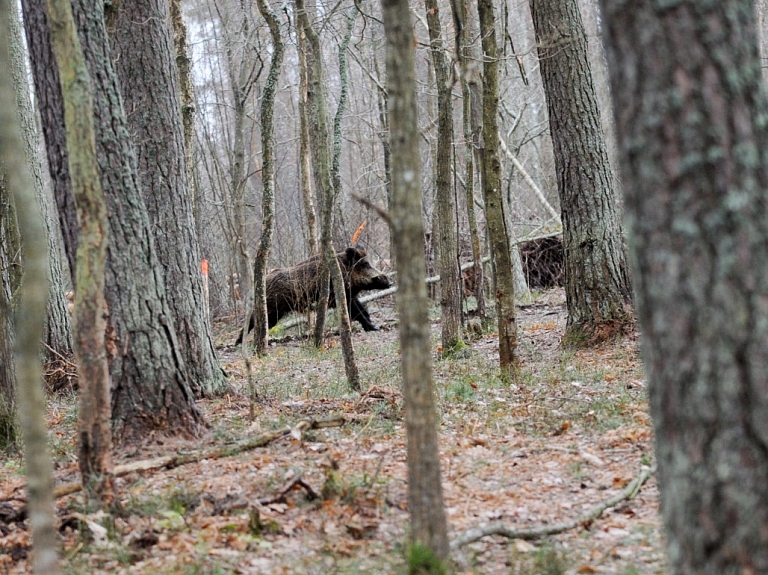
[[1, 416, 345, 523], [450, 465, 655, 550]]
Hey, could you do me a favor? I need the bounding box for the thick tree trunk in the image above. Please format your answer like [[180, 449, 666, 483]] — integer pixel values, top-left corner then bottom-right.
[[530, 0, 632, 346], [478, 0, 519, 376], [601, 0, 768, 573], [110, 0, 228, 397], [22, 0, 204, 440], [45, 0, 114, 507], [0, 3, 59, 568], [7, 1, 72, 361], [381, 0, 449, 562], [425, 0, 462, 352]]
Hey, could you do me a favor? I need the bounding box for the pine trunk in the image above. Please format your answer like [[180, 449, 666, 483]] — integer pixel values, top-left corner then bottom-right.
[[110, 0, 228, 397], [602, 1, 768, 572], [530, 0, 632, 346], [22, 0, 204, 440]]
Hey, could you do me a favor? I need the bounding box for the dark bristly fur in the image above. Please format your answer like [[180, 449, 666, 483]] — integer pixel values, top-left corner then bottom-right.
[[235, 247, 391, 345]]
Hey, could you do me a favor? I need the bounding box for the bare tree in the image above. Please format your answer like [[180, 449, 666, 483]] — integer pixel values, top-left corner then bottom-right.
[[425, 0, 462, 352], [602, 0, 768, 572], [453, 0, 486, 320], [0, 2, 59, 568], [478, 0, 519, 376], [45, 0, 114, 507], [382, 0, 449, 563], [252, 0, 284, 356], [530, 0, 632, 346], [297, 19, 319, 255], [296, 0, 360, 391]]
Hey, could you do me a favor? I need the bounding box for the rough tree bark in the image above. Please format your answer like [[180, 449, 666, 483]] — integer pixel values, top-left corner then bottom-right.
[[0, 3, 59, 569], [0, 164, 20, 450], [22, 0, 204, 440], [110, 0, 229, 397], [45, 0, 114, 507], [296, 0, 360, 392], [7, 0, 72, 361], [425, 0, 463, 352], [530, 0, 632, 346], [381, 0, 449, 563], [252, 0, 284, 356], [478, 0, 519, 376], [602, 1, 768, 573]]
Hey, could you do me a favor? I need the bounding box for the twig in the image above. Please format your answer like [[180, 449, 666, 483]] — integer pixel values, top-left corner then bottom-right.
[[2, 416, 346, 516], [450, 465, 656, 550], [258, 475, 319, 505], [350, 193, 391, 225]]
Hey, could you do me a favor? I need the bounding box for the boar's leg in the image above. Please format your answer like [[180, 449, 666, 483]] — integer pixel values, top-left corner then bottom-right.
[[350, 297, 379, 331]]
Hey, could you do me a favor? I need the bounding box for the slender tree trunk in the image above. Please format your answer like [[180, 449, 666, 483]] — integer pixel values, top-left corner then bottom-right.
[[297, 24, 318, 256], [296, 0, 334, 349], [295, 0, 359, 393], [252, 0, 284, 356], [602, 1, 768, 572], [478, 0, 519, 376], [530, 0, 632, 346], [110, 0, 229, 397], [454, 0, 487, 320], [45, 0, 114, 508], [382, 0, 449, 563], [425, 0, 462, 352], [329, 7, 361, 390], [22, 0, 205, 440], [0, 4, 59, 569]]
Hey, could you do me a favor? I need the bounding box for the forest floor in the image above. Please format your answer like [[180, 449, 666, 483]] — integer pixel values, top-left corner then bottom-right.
[[0, 288, 666, 574]]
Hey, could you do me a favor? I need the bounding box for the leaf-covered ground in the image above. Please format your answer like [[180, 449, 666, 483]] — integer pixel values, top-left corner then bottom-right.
[[0, 290, 666, 574]]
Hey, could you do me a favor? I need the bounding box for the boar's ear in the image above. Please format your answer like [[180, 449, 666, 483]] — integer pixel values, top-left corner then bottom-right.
[[344, 247, 359, 265]]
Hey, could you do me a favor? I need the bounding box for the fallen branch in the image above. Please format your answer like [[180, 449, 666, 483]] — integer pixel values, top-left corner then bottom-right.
[[3, 416, 345, 516], [450, 465, 655, 550]]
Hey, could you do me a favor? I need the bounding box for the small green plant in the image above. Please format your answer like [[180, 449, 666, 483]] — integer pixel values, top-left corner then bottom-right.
[[406, 542, 447, 575]]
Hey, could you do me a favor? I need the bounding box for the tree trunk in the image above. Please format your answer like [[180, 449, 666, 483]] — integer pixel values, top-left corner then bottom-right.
[[22, 0, 204, 440], [329, 7, 361, 391], [252, 0, 284, 357], [601, 0, 768, 573], [381, 0, 449, 563], [297, 23, 319, 256], [530, 0, 632, 346], [296, 0, 360, 393], [0, 168, 20, 450], [478, 0, 519, 376], [7, 0, 72, 361], [296, 0, 333, 349], [45, 0, 115, 507], [0, 3, 59, 568], [110, 0, 229, 397], [425, 0, 462, 352]]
